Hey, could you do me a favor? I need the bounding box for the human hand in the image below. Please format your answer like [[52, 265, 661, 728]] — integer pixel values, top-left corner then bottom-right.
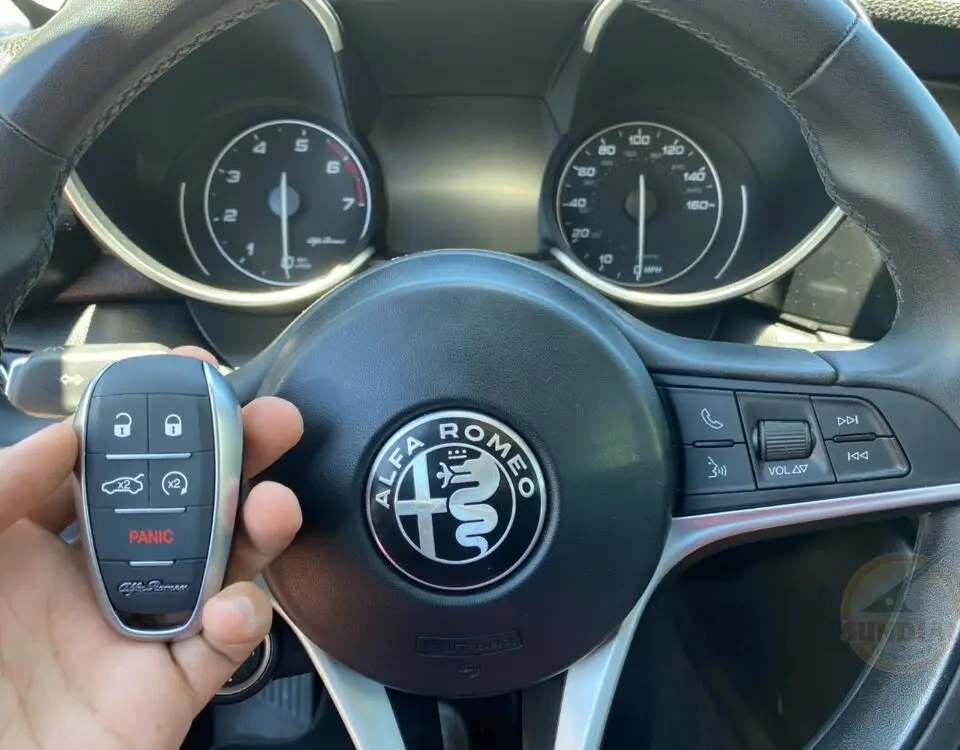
[[0, 347, 304, 750]]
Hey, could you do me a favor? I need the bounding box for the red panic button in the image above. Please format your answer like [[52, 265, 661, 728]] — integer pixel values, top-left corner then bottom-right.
[[90, 507, 212, 562], [128, 528, 175, 545]]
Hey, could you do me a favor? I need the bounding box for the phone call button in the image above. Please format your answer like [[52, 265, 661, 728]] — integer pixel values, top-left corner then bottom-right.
[[664, 388, 746, 445]]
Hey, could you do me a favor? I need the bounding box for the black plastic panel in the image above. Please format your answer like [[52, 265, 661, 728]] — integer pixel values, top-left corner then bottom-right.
[[657, 374, 960, 515], [75, 0, 351, 292], [369, 97, 559, 256], [5, 303, 209, 353], [337, 0, 590, 97]]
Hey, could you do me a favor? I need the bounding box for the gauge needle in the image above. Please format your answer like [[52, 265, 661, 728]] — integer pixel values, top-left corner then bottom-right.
[[637, 173, 646, 282], [280, 171, 291, 281]]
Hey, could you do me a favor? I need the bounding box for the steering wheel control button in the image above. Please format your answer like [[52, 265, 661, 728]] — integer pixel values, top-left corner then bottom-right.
[[366, 410, 548, 591], [812, 397, 892, 440], [75, 355, 242, 641], [99, 560, 205, 616], [756, 456, 835, 488], [86, 395, 148, 453], [664, 388, 745, 445], [682, 445, 755, 494], [736, 392, 836, 489], [826, 438, 909, 482], [756, 420, 814, 462], [89, 507, 213, 562], [147, 395, 212, 453], [148, 453, 213, 508], [86, 456, 149, 508]]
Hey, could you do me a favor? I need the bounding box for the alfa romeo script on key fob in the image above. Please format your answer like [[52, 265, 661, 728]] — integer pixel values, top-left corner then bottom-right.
[[74, 355, 242, 640]]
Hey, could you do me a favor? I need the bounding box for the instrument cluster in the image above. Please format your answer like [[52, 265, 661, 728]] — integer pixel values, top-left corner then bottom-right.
[[70, 0, 841, 312], [182, 119, 374, 288]]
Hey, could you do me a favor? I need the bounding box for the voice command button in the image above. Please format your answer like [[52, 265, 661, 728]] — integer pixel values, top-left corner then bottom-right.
[[682, 445, 756, 495]]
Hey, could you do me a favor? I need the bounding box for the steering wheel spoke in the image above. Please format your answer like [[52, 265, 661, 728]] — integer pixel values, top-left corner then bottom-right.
[[5, 0, 960, 747], [271, 595, 407, 749]]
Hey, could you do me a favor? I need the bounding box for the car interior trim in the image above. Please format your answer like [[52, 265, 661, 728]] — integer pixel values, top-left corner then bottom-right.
[[178, 181, 211, 277], [63, 178, 375, 308], [556, 479, 960, 749], [583, 0, 873, 53], [269, 586, 407, 750], [216, 632, 274, 698], [268, 474, 960, 750], [715, 184, 749, 280], [60, 0, 356, 309], [564, 0, 871, 309], [551, 203, 843, 309]]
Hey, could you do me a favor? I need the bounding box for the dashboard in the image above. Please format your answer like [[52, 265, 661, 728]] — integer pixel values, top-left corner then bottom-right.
[[11, 0, 960, 367], [68, 0, 835, 308]]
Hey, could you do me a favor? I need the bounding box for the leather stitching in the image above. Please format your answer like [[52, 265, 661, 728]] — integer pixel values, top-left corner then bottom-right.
[[0, 111, 63, 160], [0, 126, 69, 346], [629, 0, 791, 101], [0, 0, 279, 346], [790, 17, 860, 100], [72, 0, 278, 159], [627, 1, 905, 320]]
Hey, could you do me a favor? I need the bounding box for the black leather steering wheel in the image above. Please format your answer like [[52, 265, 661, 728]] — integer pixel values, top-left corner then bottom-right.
[[5, 1, 960, 748]]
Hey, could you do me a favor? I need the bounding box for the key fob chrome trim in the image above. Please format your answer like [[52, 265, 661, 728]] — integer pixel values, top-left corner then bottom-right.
[[74, 358, 243, 641]]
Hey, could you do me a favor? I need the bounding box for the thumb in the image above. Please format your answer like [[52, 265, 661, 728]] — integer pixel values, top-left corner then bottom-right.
[[169, 581, 273, 711], [0, 422, 77, 535]]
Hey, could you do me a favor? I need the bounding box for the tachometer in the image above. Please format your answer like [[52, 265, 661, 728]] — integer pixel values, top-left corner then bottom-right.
[[204, 119, 373, 286], [556, 122, 722, 287]]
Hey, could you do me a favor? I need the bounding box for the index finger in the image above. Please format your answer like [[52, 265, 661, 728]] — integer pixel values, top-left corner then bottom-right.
[[0, 422, 77, 536]]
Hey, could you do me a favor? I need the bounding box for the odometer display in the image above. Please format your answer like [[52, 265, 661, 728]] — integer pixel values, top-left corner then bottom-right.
[[205, 119, 372, 286], [556, 122, 722, 288]]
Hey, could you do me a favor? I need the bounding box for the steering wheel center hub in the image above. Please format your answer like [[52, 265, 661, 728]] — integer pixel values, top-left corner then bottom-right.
[[260, 251, 673, 695], [366, 409, 548, 591]]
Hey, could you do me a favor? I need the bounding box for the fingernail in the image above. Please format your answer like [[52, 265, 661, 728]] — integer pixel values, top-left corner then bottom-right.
[[224, 594, 257, 629]]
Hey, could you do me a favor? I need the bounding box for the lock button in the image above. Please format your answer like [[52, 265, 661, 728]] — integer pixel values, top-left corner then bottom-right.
[[148, 395, 213, 453], [87, 395, 148, 454], [165, 414, 183, 438]]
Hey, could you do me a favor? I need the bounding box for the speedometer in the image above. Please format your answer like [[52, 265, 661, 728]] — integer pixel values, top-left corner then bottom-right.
[[204, 119, 373, 287], [556, 122, 722, 288]]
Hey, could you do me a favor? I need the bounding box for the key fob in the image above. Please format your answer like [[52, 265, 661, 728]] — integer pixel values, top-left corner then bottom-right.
[[73, 355, 243, 640]]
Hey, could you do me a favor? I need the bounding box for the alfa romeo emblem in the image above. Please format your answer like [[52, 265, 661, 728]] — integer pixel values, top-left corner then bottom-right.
[[366, 410, 548, 590]]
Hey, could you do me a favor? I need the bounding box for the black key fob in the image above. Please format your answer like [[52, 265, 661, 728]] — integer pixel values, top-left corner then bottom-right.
[[73, 355, 243, 640]]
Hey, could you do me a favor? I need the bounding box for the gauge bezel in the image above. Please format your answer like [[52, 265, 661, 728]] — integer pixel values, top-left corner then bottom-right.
[[555, 121, 724, 289], [62, 0, 369, 311], [559, 0, 869, 309], [545, 118, 844, 309], [202, 118, 374, 288]]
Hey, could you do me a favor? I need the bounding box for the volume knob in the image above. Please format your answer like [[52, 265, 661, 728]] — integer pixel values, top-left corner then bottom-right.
[[756, 420, 814, 462]]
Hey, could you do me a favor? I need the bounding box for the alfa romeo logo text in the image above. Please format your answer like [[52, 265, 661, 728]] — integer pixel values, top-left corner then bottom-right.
[[366, 410, 548, 590]]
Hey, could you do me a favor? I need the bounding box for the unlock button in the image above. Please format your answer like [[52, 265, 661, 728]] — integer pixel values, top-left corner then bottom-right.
[[88, 395, 148, 454], [148, 395, 213, 453]]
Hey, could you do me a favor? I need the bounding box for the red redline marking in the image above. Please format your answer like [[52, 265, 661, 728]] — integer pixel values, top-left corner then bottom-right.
[[326, 138, 367, 205]]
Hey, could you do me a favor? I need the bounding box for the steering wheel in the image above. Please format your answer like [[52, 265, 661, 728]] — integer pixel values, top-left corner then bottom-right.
[[4, 1, 960, 747]]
